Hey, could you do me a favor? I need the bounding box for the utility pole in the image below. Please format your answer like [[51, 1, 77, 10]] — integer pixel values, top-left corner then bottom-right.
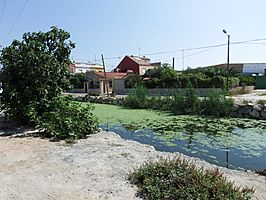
[[172, 57, 175, 70], [223, 29, 230, 92], [138, 47, 141, 56], [101, 54, 109, 96], [182, 49, 185, 71]]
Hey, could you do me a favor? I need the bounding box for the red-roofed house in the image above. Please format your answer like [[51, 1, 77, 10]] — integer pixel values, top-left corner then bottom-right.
[[85, 71, 127, 94], [115, 55, 157, 75]]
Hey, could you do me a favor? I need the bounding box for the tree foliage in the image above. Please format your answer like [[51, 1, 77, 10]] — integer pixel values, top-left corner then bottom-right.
[[0, 27, 75, 123], [144, 64, 177, 88], [69, 73, 85, 89], [29, 96, 99, 140]]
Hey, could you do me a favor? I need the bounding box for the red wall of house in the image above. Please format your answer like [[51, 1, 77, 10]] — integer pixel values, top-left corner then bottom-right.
[[117, 56, 139, 74]]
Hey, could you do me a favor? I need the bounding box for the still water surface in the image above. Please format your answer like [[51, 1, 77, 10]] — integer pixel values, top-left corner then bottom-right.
[[93, 103, 266, 171]]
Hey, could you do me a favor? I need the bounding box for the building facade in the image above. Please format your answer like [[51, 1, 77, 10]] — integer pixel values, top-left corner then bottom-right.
[[70, 62, 104, 74], [85, 71, 127, 94], [115, 55, 157, 75]]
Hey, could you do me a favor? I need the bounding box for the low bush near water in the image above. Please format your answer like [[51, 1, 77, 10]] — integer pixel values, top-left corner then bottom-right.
[[201, 90, 234, 116], [28, 97, 99, 140], [124, 85, 148, 109], [124, 86, 233, 117], [129, 158, 253, 200]]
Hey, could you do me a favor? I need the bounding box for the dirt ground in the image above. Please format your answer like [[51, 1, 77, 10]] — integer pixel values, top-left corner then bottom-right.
[[0, 131, 266, 200]]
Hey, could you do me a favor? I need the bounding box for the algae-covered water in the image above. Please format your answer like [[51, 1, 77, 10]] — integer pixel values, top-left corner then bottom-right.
[[92, 103, 266, 170]]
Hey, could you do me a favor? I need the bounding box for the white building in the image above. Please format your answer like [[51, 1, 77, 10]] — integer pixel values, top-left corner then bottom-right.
[[72, 62, 104, 74], [243, 63, 266, 76]]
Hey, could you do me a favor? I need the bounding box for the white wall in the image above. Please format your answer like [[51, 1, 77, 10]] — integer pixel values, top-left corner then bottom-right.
[[243, 63, 266, 75]]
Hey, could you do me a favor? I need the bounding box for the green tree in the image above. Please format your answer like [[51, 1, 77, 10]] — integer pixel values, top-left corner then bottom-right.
[[0, 27, 75, 123], [69, 73, 85, 89], [125, 74, 143, 88], [144, 63, 177, 88], [161, 64, 178, 87]]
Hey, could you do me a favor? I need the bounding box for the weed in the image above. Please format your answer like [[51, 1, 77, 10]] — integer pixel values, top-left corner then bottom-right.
[[129, 158, 253, 200]]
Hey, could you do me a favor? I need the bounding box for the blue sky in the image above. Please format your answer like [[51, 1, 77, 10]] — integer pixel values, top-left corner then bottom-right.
[[1, 0, 266, 71]]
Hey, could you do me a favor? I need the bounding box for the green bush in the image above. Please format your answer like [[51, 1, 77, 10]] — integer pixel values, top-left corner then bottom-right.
[[169, 91, 186, 114], [238, 75, 255, 86], [124, 85, 233, 117], [0, 27, 75, 123], [200, 90, 234, 116], [29, 97, 99, 140], [69, 73, 85, 89], [129, 158, 253, 200], [229, 77, 240, 88], [184, 84, 200, 113], [143, 78, 160, 89], [146, 96, 172, 111], [124, 85, 148, 109], [169, 85, 200, 114], [125, 74, 143, 88]]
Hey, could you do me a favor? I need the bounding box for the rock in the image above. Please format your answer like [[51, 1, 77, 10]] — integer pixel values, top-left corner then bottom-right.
[[261, 110, 266, 119], [231, 105, 239, 112], [76, 96, 84, 102], [249, 109, 261, 119], [253, 104, 263, 112], [256, 169, 266, 177], [238, 105, 252, 115]]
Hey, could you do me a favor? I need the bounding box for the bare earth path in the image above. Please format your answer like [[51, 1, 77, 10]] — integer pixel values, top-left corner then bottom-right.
[[0, 132, 266, 200]]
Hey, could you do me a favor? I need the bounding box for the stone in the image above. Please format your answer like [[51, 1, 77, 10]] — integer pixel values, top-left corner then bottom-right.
[[249, 109, 261, 119], [76, 96, 84, 102], [231, 105, 239, 112], [261, 110, 266, 119], [238, 105, 252, 115], [253, 104, 263, 112]]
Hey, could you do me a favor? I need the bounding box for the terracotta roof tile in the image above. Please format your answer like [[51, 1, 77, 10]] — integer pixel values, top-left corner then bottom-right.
[[127, 56, 152, 66], [95, 72, 127, 80]]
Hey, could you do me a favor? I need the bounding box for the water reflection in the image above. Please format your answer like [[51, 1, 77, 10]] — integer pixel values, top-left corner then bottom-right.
[[102, 123, 266, 171]]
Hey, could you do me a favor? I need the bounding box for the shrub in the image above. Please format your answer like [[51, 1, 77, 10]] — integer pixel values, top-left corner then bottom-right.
[[124, 85, 148, 109], [209, 76, 227, 89], [129, 158, 253, 200], [201, 90, 234, 116], [229, 77, 240, 88], [238, 75, 255, 86], [143, 78, 160, 89], [169, 90, 186, 114], [69, 73, 85, 89], [125, 74, 143, 88], [28, 97, 99, 140], [146, 96, 172, 111], [183, 83, 200, 113], [0, 27, 75, 123]]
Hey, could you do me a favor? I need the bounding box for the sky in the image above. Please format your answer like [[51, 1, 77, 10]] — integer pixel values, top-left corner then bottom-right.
[[1, 0, 266, 71]]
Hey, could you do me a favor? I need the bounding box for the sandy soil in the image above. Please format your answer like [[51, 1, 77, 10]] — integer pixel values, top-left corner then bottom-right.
[[0, 131, 266, 200]]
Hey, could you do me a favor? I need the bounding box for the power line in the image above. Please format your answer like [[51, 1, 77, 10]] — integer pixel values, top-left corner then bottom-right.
[[160, 47, 217, 64], [76, 36, 266, 66], [143, 37, 266, 57], [232, 37, 266, 45], [176, 47, 217, 60], [0, 0, 7, 27], [143, 43, 226, 56], [2, 0, 29, 44]]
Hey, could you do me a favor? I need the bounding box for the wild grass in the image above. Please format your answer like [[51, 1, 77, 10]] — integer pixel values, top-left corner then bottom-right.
[[124, 86, 233, 117], [129, 158, 254, 200]]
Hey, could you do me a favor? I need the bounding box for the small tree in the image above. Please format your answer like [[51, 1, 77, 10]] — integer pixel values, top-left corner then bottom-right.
[[144, 63, 177, 88], [0, 27, 75, 123], [69, 73, 86, 89]]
